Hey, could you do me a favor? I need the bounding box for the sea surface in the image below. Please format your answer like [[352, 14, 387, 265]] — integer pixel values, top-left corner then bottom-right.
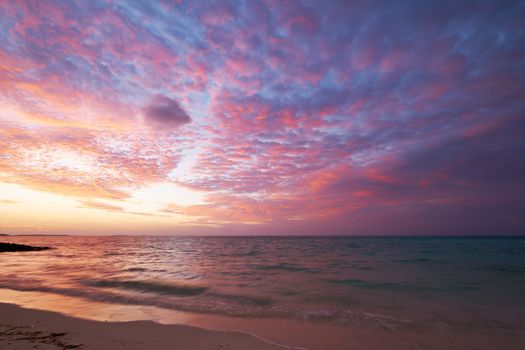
[[1, 235, 525, 340]]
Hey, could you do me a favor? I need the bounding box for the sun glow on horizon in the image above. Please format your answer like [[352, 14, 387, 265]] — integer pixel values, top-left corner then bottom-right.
[[125, 182, 208, 212], [0, 181, 210, 235]]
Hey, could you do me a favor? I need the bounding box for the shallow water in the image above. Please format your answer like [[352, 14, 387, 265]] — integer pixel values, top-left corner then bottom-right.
[[1, 235, 524, 329]]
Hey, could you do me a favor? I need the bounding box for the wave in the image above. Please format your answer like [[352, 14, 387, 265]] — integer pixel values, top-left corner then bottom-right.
[[255, 263, 319, 273], [483, 265, 525, 274], [0, 282, 411, 327], [329, 278, 440, 292], [0, 281, 288, 320], [125, 267, 147, 272], [393, 258, 432, 263], [85, 279, 208, 296], [329, 278, 484, 294], [208, 291, 273, 306]]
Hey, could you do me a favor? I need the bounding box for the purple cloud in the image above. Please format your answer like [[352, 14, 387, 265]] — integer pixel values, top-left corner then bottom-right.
[[143, 95, 191, 128]]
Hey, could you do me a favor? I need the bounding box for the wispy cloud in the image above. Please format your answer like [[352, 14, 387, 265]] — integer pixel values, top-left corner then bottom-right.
[[0, 199, 19, 204]]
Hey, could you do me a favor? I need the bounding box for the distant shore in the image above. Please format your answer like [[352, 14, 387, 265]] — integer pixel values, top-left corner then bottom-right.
[[0, 302, 286, 350]]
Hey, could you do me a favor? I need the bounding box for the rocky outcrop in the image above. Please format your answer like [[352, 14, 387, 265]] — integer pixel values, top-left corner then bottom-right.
[[0, 243, 51, 252]]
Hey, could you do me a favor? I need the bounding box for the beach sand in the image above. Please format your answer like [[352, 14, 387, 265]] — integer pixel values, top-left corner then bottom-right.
[[0, 302, 287, 350], [2, 299, 525, 350]]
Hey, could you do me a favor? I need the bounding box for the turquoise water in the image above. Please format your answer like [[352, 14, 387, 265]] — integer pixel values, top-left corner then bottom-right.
[[1, 235, 524, 327]]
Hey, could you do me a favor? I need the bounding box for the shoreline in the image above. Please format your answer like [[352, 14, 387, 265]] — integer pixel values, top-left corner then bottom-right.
[[1, 288, 524, 350], [0, 301, 291, 350], [0, 289, 324, 349]]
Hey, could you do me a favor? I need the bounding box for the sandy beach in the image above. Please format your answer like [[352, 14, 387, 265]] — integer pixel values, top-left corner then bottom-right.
[[0, 302, 287, 350], [2, 298, 525, 350]]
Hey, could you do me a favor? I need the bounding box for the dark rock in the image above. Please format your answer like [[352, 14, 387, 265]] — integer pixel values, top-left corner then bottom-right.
[[0, 243, 51, 252]]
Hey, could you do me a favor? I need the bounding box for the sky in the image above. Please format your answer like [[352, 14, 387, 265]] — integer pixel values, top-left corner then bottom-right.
[[0, 0, 524, 235]]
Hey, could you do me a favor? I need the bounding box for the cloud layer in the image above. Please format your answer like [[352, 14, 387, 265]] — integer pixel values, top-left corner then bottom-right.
[[0, 0, 524, 234]]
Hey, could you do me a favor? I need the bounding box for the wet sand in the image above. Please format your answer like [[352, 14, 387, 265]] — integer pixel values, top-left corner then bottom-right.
[[2, 299, 525, 350], [0, 302, 288, 350]]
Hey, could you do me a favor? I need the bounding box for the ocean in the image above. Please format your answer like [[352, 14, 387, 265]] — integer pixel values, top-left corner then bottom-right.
[[1, 235, 524, 348]]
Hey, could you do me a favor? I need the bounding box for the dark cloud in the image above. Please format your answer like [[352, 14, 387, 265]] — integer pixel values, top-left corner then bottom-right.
[[143, 95, 191, 128], [396, 117, 525, 185]]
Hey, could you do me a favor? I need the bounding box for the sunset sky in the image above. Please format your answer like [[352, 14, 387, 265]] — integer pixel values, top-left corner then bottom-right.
[[0, 0, 524, 235]]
